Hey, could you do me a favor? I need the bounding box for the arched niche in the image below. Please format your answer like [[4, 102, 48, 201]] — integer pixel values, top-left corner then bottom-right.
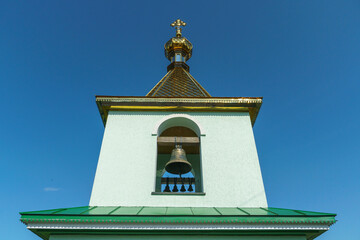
[[154, 116, 203, 194], [152, 114, 205, 137]]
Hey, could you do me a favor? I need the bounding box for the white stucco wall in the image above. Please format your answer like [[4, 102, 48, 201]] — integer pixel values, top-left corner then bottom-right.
[[89, 111, 267, 207]]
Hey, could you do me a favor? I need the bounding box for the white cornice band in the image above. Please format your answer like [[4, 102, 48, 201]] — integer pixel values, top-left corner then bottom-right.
[[27, 222, 330, 231]]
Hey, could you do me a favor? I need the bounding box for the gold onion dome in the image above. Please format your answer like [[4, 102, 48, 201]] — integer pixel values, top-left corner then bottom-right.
[[165, 37, 193, 61], [146, 19, 211, 98], [164, 19, 193, 62]]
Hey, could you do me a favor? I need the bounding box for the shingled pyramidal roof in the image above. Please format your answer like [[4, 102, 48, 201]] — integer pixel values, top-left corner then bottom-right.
[[147, 66, 211, 97], [146, 20, 211, 97]]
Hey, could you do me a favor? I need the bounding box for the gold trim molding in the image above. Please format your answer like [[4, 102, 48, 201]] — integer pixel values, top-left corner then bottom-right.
[[96, 96, 262, 104], [96, 96, 262, 127]]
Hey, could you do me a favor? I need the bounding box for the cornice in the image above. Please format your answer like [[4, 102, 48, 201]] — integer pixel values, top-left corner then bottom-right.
[[26, 222, 332, 231], [95, 96, 263, 127], [21, 215, 336, 225], [96, 96, 263, 104]]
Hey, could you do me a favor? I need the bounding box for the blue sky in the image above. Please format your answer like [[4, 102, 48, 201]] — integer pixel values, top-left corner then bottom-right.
[[1, 0, 359, 239]]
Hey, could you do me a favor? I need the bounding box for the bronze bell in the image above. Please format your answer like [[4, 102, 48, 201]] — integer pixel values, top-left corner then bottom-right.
[[165, 145, 192, 175]]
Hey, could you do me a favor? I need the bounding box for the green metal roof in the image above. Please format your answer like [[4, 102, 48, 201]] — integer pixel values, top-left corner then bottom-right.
[[20, 206, 336, 240], [20, 206, 336, 225], [20, 206, 336, 217]]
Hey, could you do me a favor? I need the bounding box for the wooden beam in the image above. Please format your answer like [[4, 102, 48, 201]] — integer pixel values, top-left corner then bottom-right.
[[157, 137, 199, 145]]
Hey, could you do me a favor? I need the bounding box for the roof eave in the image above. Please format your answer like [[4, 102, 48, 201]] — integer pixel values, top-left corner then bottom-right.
[[21, 216, 335, 240], [95, 96, 263, 127]]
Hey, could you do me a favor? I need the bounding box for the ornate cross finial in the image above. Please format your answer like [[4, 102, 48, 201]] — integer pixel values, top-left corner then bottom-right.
[[171, 19, 187, 37]]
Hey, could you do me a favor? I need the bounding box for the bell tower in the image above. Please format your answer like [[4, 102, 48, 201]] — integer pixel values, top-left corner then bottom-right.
[[89, 19, 267, 207], [20, 20, 336, 240]]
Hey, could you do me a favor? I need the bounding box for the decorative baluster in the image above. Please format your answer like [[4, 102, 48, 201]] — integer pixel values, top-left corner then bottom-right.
[[188, 178, 193, 192], [180, 177, 186, 192], [164, 177, 171, 192], [172, 178, 179, 192]]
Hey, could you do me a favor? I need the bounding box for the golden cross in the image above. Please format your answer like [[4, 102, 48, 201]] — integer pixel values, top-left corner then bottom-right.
[[171, 19, 187, 37]]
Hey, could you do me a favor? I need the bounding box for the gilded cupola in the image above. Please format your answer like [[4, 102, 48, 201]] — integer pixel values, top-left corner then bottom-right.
[[147, 19, 211, 97], [164, 19, 193, 71]]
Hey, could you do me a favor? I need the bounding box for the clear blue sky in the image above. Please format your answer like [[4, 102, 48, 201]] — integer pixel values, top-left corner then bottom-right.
[[1, 1, 359, 239]]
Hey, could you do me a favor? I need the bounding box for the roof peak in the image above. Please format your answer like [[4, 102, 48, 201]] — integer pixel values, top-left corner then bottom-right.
[[170, 19, 187, 38]]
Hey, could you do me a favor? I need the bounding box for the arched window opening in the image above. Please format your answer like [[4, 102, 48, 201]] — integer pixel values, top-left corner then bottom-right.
[[155, 126, 203, 193]]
